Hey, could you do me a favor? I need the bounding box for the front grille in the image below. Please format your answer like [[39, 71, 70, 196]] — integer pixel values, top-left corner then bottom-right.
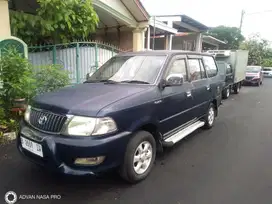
[[246, 76, 254, 80], [29, 108, 67, 133]]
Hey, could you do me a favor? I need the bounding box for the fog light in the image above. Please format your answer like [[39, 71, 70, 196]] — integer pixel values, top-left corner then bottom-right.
[[74, 156, 105, 165]]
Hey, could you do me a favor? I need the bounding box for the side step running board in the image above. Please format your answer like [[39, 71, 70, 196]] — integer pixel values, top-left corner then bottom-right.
[[162, 121, 205, 147]]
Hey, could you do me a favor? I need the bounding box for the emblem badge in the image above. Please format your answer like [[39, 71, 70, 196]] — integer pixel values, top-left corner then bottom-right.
[[38, 115, 47, 125]]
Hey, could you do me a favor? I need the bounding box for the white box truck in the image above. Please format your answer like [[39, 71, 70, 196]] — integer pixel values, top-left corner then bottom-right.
[[206, 50, 249, 99]]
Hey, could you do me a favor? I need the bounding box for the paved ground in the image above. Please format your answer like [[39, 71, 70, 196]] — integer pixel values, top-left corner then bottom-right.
[[1, 79, 272, 204]]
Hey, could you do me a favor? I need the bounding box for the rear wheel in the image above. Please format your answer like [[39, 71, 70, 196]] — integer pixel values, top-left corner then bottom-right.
[[222, 87, 230, 99], [233, 83, 240, 94], [119, 131, 156, 183]]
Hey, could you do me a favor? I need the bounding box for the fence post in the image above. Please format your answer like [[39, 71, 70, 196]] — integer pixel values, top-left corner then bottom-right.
[[52, 45, 57, 65], [95, 43, 98, 70], [76, 43, 80, 83]]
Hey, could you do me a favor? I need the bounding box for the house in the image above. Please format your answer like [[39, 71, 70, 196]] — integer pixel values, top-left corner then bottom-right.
[[2, 0, 225, 53]]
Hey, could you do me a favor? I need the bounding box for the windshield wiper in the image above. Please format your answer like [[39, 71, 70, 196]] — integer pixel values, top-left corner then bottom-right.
[[120, 80, 150, 84]]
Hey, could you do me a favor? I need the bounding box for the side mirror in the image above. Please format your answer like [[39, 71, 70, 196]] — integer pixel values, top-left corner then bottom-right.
[[86, 71, 95, 81], [165, 73, 184, 86]]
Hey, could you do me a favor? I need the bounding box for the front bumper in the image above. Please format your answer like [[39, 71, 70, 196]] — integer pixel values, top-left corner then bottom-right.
[[17, 120, 131, 175], [243, 78, 261, 84]]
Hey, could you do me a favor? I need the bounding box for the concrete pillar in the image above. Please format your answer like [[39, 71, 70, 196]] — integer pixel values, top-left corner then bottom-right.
[[133, 27, 147, 52], [0, 0, 11, 37], [195, 33, 203, 52], [146, 26, 150, 50], [169, 35, 173, 50], [164, 34, 173, 50]]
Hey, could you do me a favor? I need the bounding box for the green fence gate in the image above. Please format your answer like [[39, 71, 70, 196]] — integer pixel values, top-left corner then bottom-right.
[[28, 42, 123, 84]]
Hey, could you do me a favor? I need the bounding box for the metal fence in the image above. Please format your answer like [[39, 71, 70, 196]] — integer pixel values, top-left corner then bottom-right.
[[28, 42, 123, 84]]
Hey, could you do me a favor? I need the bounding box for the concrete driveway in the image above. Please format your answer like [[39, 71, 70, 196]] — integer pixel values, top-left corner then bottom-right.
[[1, 79, 272, 204]]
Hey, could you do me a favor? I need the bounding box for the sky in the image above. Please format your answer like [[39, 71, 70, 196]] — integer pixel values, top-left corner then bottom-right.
[[141, 0, 272, 41]]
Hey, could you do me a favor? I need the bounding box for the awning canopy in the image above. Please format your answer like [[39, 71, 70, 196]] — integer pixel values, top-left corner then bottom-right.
[[202, 35, 226, 46], [155, 15, 209, 33], [149, 17, 177, 35]]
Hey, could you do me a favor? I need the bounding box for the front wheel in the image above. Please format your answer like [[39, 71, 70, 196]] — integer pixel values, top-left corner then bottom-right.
[[203, 104, 216, 129], [119, 131, 156, 183]]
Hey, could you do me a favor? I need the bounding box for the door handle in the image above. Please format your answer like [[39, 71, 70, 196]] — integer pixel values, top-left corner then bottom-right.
[[186, 91, 192, 97], [206, 85, 211, 91]]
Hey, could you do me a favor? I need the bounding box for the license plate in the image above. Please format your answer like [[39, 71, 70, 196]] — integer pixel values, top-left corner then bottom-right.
[[21, 137, 43, 157]]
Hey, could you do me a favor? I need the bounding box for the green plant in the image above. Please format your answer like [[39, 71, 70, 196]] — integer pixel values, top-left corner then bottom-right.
[[10, 11, 44, 45], [10, 0, 99, 44], [0, 49, 36, 118], [34, 64, 71, 94], [240, 34, 272, 66], [207, 26, 245, 49]]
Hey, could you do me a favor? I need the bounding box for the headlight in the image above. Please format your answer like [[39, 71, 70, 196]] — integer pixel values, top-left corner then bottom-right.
[[64, 116, 117, 136], [24, 105, 31, 122]]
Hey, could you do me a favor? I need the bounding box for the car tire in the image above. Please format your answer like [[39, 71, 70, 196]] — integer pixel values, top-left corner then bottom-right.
[[119, 131, 156, 183], [222, 87, 230, 99], [203, 104, 216, 129]]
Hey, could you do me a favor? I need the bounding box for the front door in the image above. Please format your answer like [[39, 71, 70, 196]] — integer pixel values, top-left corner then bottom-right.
[[158, 55, 194, 136], [187, 55, 211, 118]]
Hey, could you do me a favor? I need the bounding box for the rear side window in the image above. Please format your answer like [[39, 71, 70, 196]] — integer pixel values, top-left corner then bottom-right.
[[203, 56, 218, 78]]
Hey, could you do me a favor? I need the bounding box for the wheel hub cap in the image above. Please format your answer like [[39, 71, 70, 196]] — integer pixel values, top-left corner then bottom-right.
[[208, 108, 214, 125], [133, 141, 153, 175]]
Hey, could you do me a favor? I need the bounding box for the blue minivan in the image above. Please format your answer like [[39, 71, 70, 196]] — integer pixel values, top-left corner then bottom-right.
[[17, 51, 222, 183]]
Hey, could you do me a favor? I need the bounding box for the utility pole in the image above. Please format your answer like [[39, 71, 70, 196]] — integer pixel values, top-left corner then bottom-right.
[[239, 10, 245, 31]]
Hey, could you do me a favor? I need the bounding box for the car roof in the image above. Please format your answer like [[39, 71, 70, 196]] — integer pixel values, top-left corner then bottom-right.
[[117, 50, 213, 57]]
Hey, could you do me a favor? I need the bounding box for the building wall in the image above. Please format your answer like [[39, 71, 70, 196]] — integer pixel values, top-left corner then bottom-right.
[[0, 0, 11, 36], [95, 30, 133, 51], [152, 34, 198, 51]]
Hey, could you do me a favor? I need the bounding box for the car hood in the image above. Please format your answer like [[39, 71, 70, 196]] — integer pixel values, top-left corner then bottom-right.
[[32, 83, 151, 116]]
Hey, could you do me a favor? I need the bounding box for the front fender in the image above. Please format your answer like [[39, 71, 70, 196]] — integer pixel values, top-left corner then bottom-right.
[[127, 115, 160, 132]]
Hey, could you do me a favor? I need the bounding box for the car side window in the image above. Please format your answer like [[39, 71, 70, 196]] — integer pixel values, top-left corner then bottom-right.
[[203, 56, 218, 78], [226, 64, 232, 74], [199, 59, 207, 78], [167, 59, 188, 82], [188, 59, 202, 81]]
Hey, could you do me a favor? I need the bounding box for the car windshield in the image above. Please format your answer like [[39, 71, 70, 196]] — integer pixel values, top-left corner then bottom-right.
[[86, 55, 166, 84], [246, 66, 261, 73], [263, 68, 272, 71]]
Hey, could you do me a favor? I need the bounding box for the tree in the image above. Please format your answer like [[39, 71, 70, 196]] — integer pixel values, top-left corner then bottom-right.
[[207, 26, 245, 49], [240, 34, 272, 66], [10, 0, 99, 44]]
